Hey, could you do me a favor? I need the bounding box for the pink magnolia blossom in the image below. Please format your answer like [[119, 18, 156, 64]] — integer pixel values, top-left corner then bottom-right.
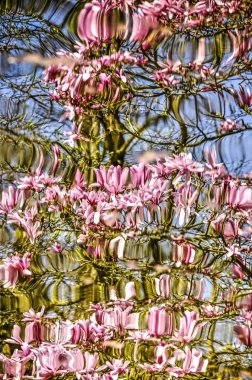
[[234, 323, 252, 346], [155, 274, 170, 298], [37, 344, 84, 378], [172, 310, 205, 343], [19, 306, 46, 344], [226, 183, 252, 210], [105, 359, 130, 375], [220, 119, 242, 132], [8, 210, 42, 244], [173, 183, 199, 226], [93, 166, 129, 194], [23, 306, 45, 322], [6, 324, 30, 347], [159, 153, 204, 181], [43, 48, 143, 112], [204, 148, 226, 179], [231, 262, 245, 279], [200, 304, 220, 317], [239, 310, 252, 322], [228, 27, 252, 62], [64, 123, 89, 147], [130, 163, 153, 187], [148, 307, 173, 336], [234, 86, 252, 108], [211, 213, 252, 240], [0, 252, 31, 288], [18, 172, 61, 191], [127, 330, 151, 341], [109, 234, 127, 259], [139, 343, 174, 372], [152, 68, 181, 87], [77, 0, 133, 42], [83, 352, 99, 374], [168, 346, 208, 377], [0, 186, 23, 214], [51, 242, 63, 253], [225, 244, 241, 258], [130, 9, 164, 47], [172, 242, 196, 265], [103, 305, 138, 333], [0, 352, 29, 379]]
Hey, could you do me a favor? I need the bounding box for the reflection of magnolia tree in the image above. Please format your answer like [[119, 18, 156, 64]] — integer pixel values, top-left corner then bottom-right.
[[41, 0, 252, 165], [1, 0, 252, 379], [0, 144, 252, 378]]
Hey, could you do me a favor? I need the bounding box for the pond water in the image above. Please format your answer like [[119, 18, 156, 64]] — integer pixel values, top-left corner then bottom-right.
[[0, 0, 252, 379]]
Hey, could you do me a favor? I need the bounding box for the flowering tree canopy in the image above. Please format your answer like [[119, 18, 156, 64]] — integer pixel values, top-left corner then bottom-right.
[[0, 0, 252, 379]]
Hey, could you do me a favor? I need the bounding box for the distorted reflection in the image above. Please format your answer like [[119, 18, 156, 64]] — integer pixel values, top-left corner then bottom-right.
[[0, 0, 252, 379]]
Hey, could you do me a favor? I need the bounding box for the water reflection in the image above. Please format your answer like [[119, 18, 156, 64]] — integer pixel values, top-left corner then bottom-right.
[[0, 0, 252, 379]]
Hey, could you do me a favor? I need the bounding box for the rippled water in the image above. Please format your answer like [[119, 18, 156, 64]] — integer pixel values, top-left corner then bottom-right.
[[0, 1, 252, 379]]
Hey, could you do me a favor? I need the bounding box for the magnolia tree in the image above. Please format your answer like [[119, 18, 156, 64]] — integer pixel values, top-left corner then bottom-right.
[[0, 0, 252, 379]]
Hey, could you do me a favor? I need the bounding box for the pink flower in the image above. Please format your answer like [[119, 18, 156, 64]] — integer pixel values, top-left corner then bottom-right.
[[172, 310, 205, 343], [8, 206, 43, 244], [225, 244, 241, 258], [239, 310, 252, 322], [227, 183, 252, 210], [211, 214, 252, 240], [109, 234, 127, 259], [64, 123, 89, 147], [51, 242, 63, 253], [127, 330, 151, 341], [234, 86, 252, 108], [234, 324, 252, 346], [77, 0, 132, 42], [0, 252, 31, 288], [37, 344, 84, 378], [21, 307, 46, 344], [227, 28, 252, 61], [130, 163, 152, 187], [83, 352, 99, 373], [0, 186, 23, 214], [148, 307, 173, 336], [152, 67, 180, 86], [139, 343, 174, 372], [93, 166, 129, 194], [155, 274, 170, 298], [172, 242, 195, 265], [204, 148, 226, 179], [0, 353, 28, 379], [105, 359, 130, 375], [130, 10, 162, 47], [162, 153, 204, 179], [231, 261, 245, 279], [220, 119, 242, 132], [200, 304, 220, 317], [173, 183, 199, 226], [23, 306, 45, 322], [102, 304, 139, 333], [6, 324, 29, 346], [170, 346, 208, 377]]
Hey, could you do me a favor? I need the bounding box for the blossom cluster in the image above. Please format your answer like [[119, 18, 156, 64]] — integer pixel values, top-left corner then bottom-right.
[[0, 150, 220, 251], [77, 0, 249, 46], [2, 298, 252, 379], [1, 304, 210, 379], [43, 47, 146, 122], [1, 146, 252, 289]]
